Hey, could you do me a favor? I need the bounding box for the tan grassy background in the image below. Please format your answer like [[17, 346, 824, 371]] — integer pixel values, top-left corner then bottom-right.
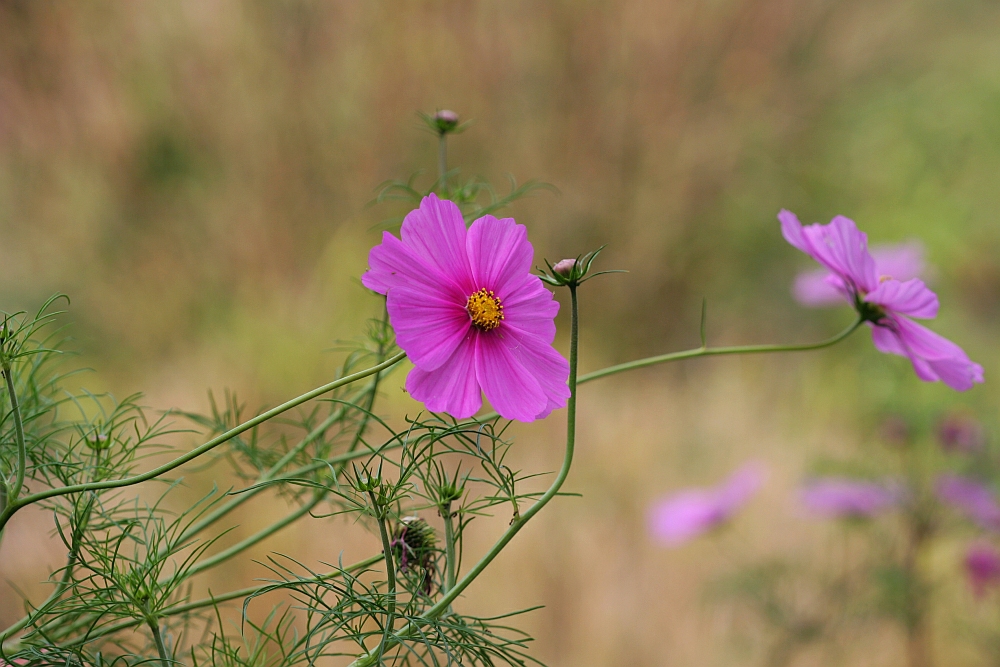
[[1, 1, 999, 665]]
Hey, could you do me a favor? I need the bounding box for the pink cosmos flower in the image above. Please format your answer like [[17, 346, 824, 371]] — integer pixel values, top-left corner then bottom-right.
[[965, 542, 1000, 598], [780, 211, 983, 391], [800, 477, 902, 519], [937, 413, 986, 454], [648, 462, 767, 547], [936, 474, 1000, 531], [362, 194, 570, 422]]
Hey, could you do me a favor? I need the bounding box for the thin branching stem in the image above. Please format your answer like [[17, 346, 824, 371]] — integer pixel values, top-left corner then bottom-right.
[[346, 282, 583, 667], [0, 351, 407, 532], [578, 316, 864, 384], [442, 501, 457, 595], [2, 360, 27, 504], [17, 554, 386, 653], [368, 489, 397, 660]]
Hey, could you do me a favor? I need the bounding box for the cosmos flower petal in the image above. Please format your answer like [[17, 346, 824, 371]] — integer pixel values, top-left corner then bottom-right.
[[806, 215, 879, 292], [467, 215, 533, 295], [793, 270, 849, 306], [780, 211, 878, 293], [718, 462, 767, 509], [872, 241, 925, 281], [363, 231, 460, 298], [501, 326, 570, 418], [779, 209, 812, 255], [406, 334, 482, 418], [475, 333, 547, 422], [865, 278, 939, 319], [892, 316, 984, 391], [387, 287, 471, 371], [500, 275, 560, 343], [648, 490, 723, 546], [399, 193, 475, 292]]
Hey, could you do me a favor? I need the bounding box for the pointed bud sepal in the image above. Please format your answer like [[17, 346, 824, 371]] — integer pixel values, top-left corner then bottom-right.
[[419, 109, 471, 136], [538, 246, 625, 287]]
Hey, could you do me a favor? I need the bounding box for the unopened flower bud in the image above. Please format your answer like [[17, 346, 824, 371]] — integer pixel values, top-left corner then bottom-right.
[[433, 110, 460, 134], [553, 259, 577, 278]]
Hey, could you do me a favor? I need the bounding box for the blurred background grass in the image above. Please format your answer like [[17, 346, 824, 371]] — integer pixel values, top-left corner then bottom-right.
[[0, 1, 998, 665]]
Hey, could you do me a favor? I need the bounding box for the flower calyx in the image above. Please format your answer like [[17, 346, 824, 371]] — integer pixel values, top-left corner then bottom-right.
[[420, 109, 469, 136], [539, 246, 623, 287]]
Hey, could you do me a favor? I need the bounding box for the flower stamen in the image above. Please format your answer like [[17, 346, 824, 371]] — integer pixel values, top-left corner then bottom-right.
[[467, 289, 504, 331]]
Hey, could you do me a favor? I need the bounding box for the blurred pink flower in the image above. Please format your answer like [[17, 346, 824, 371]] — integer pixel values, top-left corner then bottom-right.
[[800, 477, 902, 518], [794, 241, 925, 306], [937, 413, 986, 454], [780, 211, 983, 391], [936, 474, 1000, 531], [965, 542, 1000, 598], [363, 194, 570, 421], [648, 462, 767, 547]]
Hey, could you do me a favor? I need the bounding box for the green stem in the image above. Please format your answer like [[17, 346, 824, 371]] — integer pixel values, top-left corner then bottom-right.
[[146, 616, 171, 667], [442, 501, 457, 595], [18, 554, 386, 653], [0, 351, 406, 533], [3, 361, 27, 505], [181, 492, 325, 580], [346, 283, 582, 667], [578, 316, 863, 384], [438, 133, 448, 187], [166, 374, 380, 562], [369, 489, 397, 660]]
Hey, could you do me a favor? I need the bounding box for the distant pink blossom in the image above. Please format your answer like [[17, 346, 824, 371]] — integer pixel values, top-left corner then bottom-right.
[[780, 211, 983, 391], [965, 542, 1000, 598], [363, 194, 570, 422], [648, 462, 767, 547], [937, 414, 986, 454], [800, 478, 902, 518], [936, 474, 1000, 531]]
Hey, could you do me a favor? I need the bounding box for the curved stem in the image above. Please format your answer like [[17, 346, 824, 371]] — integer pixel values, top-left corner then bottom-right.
[[0, 351, 407, 533], [3, 361, 27, 505], [369, 489, 397, 660], [578, 316, 863, 385], [441, 502, 457, 595], [347, 284, 582, 667]]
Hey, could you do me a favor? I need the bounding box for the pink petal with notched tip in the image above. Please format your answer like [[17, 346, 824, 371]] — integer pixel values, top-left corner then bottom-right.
[[467, 215, 533, 295], [363, 231, 462, 297], [865, 278, 939, 319], [500, 325, 571, 419], [500, 275, 560, 343], [386, 286, 471, 371], [871, 316, 984, 391], [475, 332, 548, 422], [400, 193, 475, 293], [780, 210, 878, 293], [406, 334, 482, 419]]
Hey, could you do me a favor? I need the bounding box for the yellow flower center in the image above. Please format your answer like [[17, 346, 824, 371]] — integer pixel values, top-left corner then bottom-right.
[[466, 288, 504, 331]]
